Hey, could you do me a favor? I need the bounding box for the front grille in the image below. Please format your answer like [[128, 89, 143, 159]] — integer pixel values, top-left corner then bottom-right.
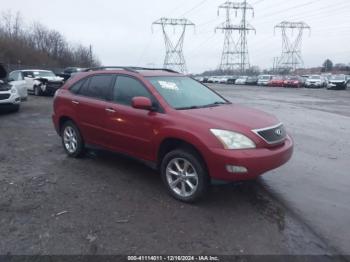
[[0, 94, 10, 100], [253, 124, 287, 145], [48, 82, 63, 88]]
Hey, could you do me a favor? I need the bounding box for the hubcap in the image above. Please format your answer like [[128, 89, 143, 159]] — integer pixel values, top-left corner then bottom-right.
[[166, 158, 199, 198], [63, 126, 78, 154]]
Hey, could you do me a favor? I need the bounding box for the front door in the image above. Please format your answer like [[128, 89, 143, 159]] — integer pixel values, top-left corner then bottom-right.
[[104, 75, 161, 161]]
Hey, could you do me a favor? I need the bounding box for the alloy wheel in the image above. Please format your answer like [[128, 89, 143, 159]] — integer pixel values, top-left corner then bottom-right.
[[166, 158, 199, 198], [63, 126, 78, 154]]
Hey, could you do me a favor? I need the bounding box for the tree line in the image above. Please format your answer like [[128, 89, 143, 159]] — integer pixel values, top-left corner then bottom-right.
[[0, 11, 100, 70]]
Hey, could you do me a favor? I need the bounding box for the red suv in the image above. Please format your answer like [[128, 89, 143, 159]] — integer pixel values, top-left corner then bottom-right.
[[52, 67, 293, 202]]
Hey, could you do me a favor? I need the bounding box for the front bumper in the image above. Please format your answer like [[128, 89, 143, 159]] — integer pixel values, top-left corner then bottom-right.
[[306, 83, 322, 88], [205, 135, 294, 181], [0, 92, 21, 105]]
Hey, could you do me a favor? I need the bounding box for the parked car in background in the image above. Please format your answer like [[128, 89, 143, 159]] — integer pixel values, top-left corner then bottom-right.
[[57, 67, 86, 82], [245, 76, 258, 85], [257, 75, 273, 86], [218, 76, 230, 84], [207, 76, 219, 83], [283, 76, 303, 88], [53, 67, 293, 202], [194, 76, 205, 83], [235, 76, 248, 85], [7, 71, 28, 100], [227, 75, 239, 84], [327, 75, 349, 90], [268, 76, 285, 87], [0, 64, 21, 112], [305, 75, 327, 88], [11, 70, 65, 96]]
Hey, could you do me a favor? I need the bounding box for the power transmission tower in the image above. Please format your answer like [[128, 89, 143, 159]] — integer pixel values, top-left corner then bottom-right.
[[152, 18, 195, 73], [274, 21, 311, 72], [215, 1, 255, 73]]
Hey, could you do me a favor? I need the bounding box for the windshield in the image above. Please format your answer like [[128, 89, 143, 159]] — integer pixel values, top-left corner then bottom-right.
[[309, 75, 321, 80], [238, 76, 248, 80], [330, 75, 345, 81], [272, 76, 283, 80], [259, 76, 271, 80], [287, 76, 299, 80], [148, 76, 228, 110], [33, 71, 56, 78]]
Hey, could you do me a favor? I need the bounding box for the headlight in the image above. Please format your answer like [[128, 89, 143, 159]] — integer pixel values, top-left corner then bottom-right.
[[11, 87, 17, 94], [210, 129, 256, 149]]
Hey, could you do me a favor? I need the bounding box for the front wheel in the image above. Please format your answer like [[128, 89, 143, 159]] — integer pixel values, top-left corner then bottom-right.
[[161, 149, 209, 203], [34, 86, 42, 96], [61, 121, 85, 158]]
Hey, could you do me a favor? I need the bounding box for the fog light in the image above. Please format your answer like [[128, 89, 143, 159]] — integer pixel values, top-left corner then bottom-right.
[[226, 165, 248, 174]]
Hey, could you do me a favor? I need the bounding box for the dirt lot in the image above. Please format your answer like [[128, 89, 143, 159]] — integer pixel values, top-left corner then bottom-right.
[[0, 87, 348, 258]]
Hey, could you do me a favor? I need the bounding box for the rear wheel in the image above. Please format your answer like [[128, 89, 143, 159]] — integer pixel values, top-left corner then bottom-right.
[[61, 121, 85, 158], [161, 148, 209, 203]]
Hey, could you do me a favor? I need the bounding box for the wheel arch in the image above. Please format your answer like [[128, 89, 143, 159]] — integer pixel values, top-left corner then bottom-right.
[[157, 137, 208, 172]]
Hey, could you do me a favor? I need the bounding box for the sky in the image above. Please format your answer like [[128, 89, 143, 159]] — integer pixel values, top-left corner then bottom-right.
[[1, 0, 350, 73]]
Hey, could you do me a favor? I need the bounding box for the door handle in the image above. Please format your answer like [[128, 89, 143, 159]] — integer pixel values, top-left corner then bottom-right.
[[105, 108, 116, 113], [72, 100, 79, 105]]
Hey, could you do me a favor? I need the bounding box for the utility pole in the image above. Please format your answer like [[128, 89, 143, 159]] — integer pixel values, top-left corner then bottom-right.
[[152, 18, 195, 73], [274, 21, 311, 73], [216, 1, 255, 73]]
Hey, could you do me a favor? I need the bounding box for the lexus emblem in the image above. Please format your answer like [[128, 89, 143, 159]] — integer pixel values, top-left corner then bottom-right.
[[275, 128, 283, 136]]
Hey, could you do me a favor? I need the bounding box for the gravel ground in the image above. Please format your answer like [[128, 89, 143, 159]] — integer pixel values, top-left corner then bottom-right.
[[0, 89, 345, 258]]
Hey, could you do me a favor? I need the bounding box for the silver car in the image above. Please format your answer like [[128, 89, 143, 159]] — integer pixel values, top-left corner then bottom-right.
[[0, 65, 21, 112]]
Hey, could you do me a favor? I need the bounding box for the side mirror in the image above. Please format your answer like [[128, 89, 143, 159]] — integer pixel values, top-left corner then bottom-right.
[[132, 97, 153, 111]]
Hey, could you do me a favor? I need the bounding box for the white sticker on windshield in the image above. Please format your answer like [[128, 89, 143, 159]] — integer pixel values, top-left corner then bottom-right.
[[158, 81, 179, 91]]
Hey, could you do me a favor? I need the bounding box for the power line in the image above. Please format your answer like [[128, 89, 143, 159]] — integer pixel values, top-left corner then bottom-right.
[[179, 0, 210, 17]]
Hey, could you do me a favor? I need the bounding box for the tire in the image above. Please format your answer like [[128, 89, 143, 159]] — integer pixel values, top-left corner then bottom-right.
[[34, 86, 42, 96], [160, 148, 209, 203], [61, 121, 85, 158], [11, 104, 20, 112]]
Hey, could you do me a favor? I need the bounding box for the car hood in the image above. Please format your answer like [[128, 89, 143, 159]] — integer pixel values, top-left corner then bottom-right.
[[329, 80, 345, 83], [178, 104, 279, 132], [35, 76, 64, 82]]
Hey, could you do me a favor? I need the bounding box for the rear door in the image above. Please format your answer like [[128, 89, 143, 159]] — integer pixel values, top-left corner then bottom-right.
[[72, 74, 115, 146], [104, 75, 162, 161]]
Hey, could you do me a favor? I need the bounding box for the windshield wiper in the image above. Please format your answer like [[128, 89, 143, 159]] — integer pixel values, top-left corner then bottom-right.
[[202, 101, 229, 108], [176, 106, 201, 110], [176, 102, 229, 110]]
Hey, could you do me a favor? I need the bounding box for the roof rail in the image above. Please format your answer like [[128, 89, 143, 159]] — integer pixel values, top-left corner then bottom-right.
[[84, 66, 179, 74], [84, 66, 138, 73], [129, 67, 179, 74]]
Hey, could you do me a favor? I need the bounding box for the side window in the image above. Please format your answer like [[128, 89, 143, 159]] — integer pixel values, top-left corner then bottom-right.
[[78, 75, 114, 100], [69, 79, 85, 94], [113, 76, 152, 106], [9, 72, 16, 81], [23, 71, 34, 78]]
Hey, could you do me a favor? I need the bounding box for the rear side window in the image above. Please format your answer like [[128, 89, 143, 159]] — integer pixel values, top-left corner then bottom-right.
[[78, 75, 114, 100], [113, 76, 152, 106]]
